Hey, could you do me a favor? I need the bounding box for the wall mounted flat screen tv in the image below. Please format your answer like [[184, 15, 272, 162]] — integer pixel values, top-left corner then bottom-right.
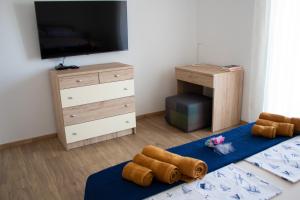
[[34, 1, 128, 59]]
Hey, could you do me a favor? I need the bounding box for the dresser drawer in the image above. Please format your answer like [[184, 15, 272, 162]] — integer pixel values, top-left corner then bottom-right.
[[99, 68, 134, 83], [65, 112, 136, 143], [59, 73, 99, 89], [175, 69, 213, 88], [60, 79, 135, 108], [63, 96, 135, 126]]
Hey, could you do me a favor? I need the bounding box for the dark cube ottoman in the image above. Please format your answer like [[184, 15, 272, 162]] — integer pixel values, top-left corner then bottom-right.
[[165, 94, 212, 132]]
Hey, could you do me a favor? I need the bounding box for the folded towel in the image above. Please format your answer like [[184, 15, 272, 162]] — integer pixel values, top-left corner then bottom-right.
[[252, 125, 276, 139], [122, 162, 153, 187], [142, 145, 208, 181], [276, 123, 294, 137], [259, 112, 291, 123], [133, 153, 181, 184], [291, 118, 300, 133]]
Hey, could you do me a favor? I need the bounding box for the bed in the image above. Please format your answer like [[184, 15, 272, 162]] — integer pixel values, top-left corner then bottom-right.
[[84, 123, 300, 200]]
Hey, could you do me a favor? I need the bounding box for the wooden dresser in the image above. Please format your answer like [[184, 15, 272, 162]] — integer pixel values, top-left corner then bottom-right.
[[50, 63, 136, 150]]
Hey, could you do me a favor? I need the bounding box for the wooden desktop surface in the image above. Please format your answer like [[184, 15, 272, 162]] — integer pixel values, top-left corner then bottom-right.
[[176, 64, 227, 76]]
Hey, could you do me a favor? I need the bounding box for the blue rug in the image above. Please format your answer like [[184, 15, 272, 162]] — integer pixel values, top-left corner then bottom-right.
[[84, 123, 290, 200]]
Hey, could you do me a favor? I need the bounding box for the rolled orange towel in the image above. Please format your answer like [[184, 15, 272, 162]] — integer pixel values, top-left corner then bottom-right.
[[291, 118, 300, 132], [259, 112, 300, 133], [133, 153, 181, 184], [142, 145, 208, 181], [252, 125, 276, 138], [256, 118, 294, 137], [256, 119, 279, 128], [122, 162, 153, 187], [259, 112, 291, 123], [276, 123, 294, 137]]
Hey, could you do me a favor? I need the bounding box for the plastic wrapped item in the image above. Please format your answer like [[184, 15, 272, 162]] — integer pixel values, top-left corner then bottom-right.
[[205, 136, 225, 148], [214, 143, 235, 155], [205, 135, 235, 155]]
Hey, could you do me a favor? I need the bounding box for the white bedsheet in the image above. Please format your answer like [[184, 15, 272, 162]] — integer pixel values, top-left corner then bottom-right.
[[145, 164, 281, 200], [246, 136, 300, 183]]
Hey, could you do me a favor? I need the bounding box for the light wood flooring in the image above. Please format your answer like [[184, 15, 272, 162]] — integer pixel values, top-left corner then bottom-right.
[[0, 114, 217, 200]]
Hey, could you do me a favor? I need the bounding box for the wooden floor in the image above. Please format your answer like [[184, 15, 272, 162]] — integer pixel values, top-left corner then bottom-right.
[[0, 114, 217, 200]]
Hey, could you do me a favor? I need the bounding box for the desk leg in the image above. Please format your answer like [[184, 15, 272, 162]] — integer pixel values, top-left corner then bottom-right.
[[212, 71, 243, 132]]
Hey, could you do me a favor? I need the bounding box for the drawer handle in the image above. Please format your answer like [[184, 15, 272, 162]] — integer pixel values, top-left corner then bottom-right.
[[70, 114, 77, 118], [114, 74, 120, 78], [123, 88, 128, 91], [124, 104, 129, 108], [76, 79, 82, 83], [72, 133, 77, 136], [68, 97, 73, 100], [125, 120, 130, 124]]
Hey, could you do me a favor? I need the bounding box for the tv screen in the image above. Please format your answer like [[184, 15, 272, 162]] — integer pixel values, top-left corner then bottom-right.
[[34, 1, 128, 59]]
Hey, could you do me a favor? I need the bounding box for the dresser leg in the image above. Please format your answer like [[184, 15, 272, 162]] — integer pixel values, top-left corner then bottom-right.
[[132, 128, 136, 134]]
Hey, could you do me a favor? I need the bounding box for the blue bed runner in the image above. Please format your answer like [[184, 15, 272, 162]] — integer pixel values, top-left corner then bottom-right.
[[84, 123, 291, 200]]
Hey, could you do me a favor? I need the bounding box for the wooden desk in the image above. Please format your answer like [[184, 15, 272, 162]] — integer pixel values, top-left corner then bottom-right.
[[175, 64, 244, 132]]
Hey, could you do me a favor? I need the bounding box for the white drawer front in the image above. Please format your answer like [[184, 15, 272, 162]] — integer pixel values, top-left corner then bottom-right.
[[65, 112, 136, 143], [60, 79, 134, 108]]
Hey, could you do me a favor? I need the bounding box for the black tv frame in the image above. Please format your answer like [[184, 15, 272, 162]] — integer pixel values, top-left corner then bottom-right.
[[34, 1, 128, 59]]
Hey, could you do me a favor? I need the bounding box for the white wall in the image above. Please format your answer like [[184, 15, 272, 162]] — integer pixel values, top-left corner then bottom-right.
[[197, 0, 255, 122], [0, 0, 257, 145], [0, 0, 198, 144]]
